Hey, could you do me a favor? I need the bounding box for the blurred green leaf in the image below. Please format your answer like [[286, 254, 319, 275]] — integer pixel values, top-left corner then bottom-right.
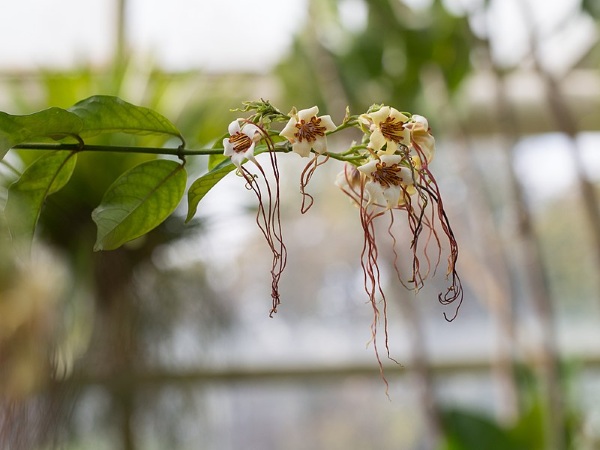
[[5, 150, 78, 252], [69, 95, 185, 145], [277, 0, 473, 113], [186, 161, 236, 223], [206, 132, 230, 171], [207, 153, 229, 171], [510, 401, 546, 450], [582, 0, 600, 18], [0, 108, 83, 159], [92, 159, 187, 251], [187, 143, 279, 222], [440, 408, 527, 450]]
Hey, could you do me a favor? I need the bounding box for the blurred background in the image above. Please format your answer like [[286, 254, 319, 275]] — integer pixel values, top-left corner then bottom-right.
[[1, 0, 600, 448]]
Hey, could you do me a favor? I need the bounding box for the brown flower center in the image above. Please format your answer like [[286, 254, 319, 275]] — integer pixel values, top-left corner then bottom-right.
[[295, 116, 326, 143], [371, 162, 404, 189], [379, 116, 406, 143], [228, 132, 253, 153]]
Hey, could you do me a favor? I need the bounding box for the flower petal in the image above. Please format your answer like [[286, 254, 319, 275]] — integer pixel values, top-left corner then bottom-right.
[[223, 137, 235, 157], [379, 154, 404, 166], [243, 144, 257, 165], [378, 140, 398, 155], [369, 106, 391, 125], [382, 184, 403, 208], [280, 118, 299, 142], [230, 151, 245, 168], [312, 137, 328, 154], [357, 159, 380, 177], [228, 120, 241, 136], [298, 106, 319, 121], [293, 140, 313, 158], [389, 107, 409, 123], [335, 164, 361, 190], [411, 128, 435, 163], [411, 114, 428, 129], [319, 115, 337, 132], [243, 123, 261, 140], [364, 181, 386, 207], [369, 129, 387, 152], [358, 113, 372, 128]]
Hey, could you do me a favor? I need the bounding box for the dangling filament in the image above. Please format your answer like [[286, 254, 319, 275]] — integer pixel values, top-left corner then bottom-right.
[[238, 122, 288, 316], [300, 154, 330, 214]]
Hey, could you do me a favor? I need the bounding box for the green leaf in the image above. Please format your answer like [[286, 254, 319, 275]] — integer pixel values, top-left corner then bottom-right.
[[582, 0, 600, 18], [186, 161, 236, 223], [440, 408, 527, 450], [69, 95, 185, 145], [207, 133, 229, 171], [208, 153, 228, 171], [0, 108, 83, 160], [4, 151, 78, 252], [509, 395, 546, 450], [186, 143, 274, 223], [92, 159, 187, 251]]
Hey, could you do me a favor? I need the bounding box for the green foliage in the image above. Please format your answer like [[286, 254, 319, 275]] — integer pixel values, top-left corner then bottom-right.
[[69, 95, 185, 144], [92, 159, 187, 251], [207, 153, 229, 171], [0, 96, 197, 252], [4, 151, 77, 253], [0, 95, 295, 253], [509, 401, 546, 450], [582, 0, 600, 19], [440, 408, 527, 450], [186, 160, 236, 223], [186, 143, 281, 223], [439, 364, 583, 450], [0, 108, 83, 160], [0, 96, 183, 157], [276, 0, 474, 114]]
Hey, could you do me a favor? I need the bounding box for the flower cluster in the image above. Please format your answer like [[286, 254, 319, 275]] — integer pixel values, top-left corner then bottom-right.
[[221, 101, 462, 381]]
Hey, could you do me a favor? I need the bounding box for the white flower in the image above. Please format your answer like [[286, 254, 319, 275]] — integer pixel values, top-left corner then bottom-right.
[[358, 155, 416, 208], [406, 114, 435, 164], [223, 120, 261, 168], [335, 163, 364, 205], [360, 106, 410, 155], [335, 164, 361, 190], [411, 114, 429, 129], [280, 106, 337, 157]]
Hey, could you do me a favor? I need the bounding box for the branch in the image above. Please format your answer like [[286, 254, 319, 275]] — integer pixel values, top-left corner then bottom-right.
[[12, 142, 225, 157], [11, 142, 364, 163]]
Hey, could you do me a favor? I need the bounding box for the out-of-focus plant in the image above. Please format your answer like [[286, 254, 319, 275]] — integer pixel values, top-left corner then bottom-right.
[[276, 0, 473, 114], [0, 221, 69, 398], [439, 364, 584, 450]]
